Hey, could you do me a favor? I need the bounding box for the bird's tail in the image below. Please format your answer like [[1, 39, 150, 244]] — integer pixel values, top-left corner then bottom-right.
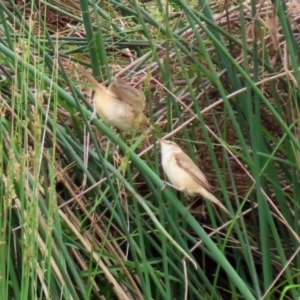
[[77, 64, 106, 92], [201, 189, 231, 216]]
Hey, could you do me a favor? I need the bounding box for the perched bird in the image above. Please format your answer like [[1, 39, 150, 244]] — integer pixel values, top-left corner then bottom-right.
[[158, 139, 230, 215], [77, 64, 151, 133]]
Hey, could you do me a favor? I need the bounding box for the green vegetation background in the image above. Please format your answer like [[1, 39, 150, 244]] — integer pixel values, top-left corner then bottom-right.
[[0, 0, 300, 299]]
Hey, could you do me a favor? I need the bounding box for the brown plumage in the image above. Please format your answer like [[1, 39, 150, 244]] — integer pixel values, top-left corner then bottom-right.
[[77, 64, 152, 133], [108, 78, 145, 112], [159, 139, 230, 215]]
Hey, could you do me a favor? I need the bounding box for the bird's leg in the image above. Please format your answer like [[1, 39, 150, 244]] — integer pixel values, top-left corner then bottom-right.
[[160, 181, 183, 191], [89, 100, 97, 121], [144, 133, 150, 145], [160, 182, 167, 191], [145, 126, 155, 146]]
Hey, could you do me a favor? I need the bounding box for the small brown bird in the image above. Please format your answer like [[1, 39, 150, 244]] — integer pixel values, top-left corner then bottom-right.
[[158, 139, 230, 215], [77, 64, 151, 133]]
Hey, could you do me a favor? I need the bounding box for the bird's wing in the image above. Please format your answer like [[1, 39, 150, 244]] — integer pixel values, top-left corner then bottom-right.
[[175, 152, 211, 191], [175, 152, 231, 215], [109, 79, 145, 112]]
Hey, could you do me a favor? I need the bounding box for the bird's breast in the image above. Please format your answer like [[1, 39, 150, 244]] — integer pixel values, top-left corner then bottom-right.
[[94, 90, 135, 131], [162, 153, 202, 194], [162, 154, 186, 189]]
